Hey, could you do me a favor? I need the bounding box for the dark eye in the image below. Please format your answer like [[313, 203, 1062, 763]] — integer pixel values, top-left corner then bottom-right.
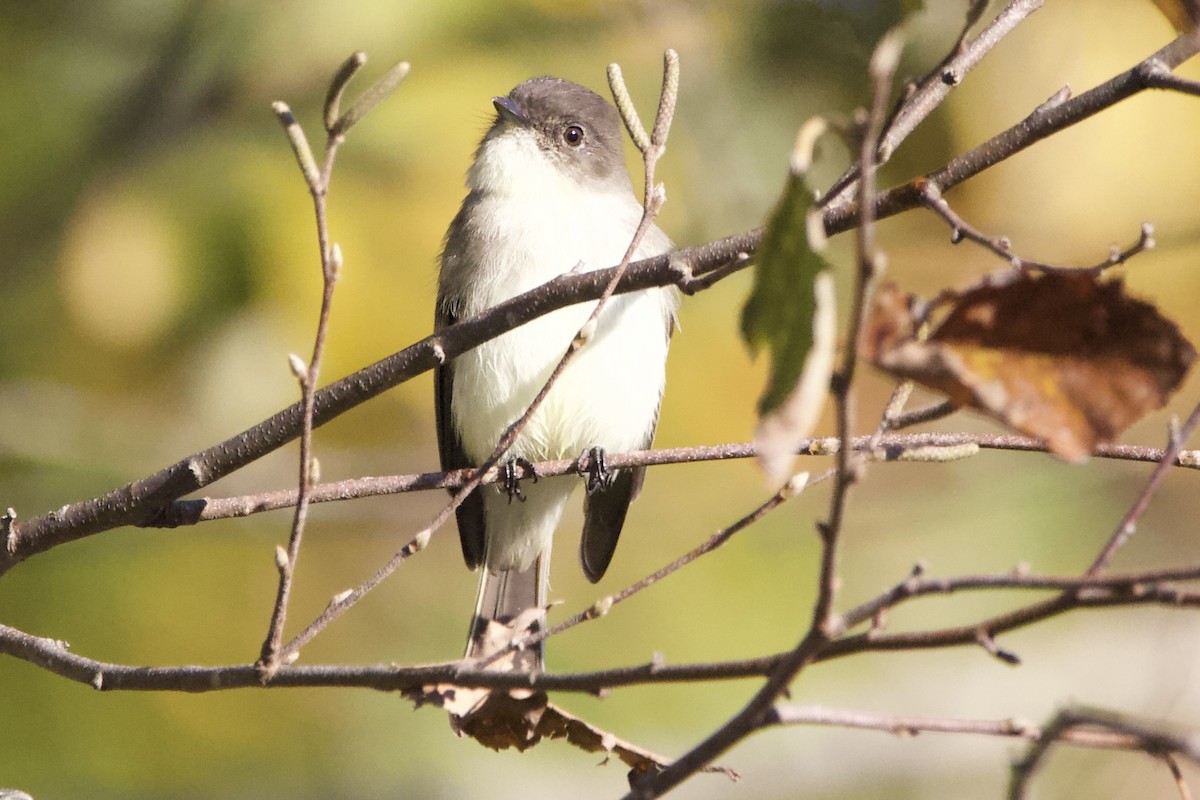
[[562, 125, 585, 147]]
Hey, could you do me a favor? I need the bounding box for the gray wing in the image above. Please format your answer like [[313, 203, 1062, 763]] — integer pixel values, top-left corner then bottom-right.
[[580, 226, 677, 583], [579, 321, 673, 583], [580, 460, 649, 583], [436, 281, 487, 570]]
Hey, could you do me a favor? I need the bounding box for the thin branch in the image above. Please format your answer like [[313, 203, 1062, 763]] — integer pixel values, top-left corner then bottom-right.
[[823, 581, 1200, 663], [1009, 707, 1200, 800], [838, 561, 1200, 634], [257, 100, 343, 678], [917, 178, 1157, 274], [256, 54, 412, 677], [816, 28, 901, 630], [820, 0, 1045, 207], [883, 399, 956, 431], [5, 562, 1200, 695], [492, 468, 823, 667], [1165, 753, 1195, 800], [1086, 398, 1200, 575], [767, 704, 1153, 751], [131, 431, 1200, 527], [827, 28, 1200, 234]]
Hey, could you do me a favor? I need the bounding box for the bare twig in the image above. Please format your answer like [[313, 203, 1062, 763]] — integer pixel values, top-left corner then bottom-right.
[[767, 704, 1140, 750], [257, 94, 344, 677], [820, 0, 1046, 207], [1165, 754, 1195, 800], [882, 399, 956, 431], [494, 469, 821, 667], [5, 561, 1200, 694], [1009, 708, 1200, 800], [129, 434, 1191, 525], [1087, 398, 1200, 575], [131, 431, 1199, 527], [825, 582, 1200, 663], [917, 179, 1157, 274], [815, 26, 903, 633], [828, 28, 1200, 234], [256, 55, 410, 678]]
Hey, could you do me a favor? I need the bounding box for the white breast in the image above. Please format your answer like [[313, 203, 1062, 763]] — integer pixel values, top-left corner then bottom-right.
[[448, 128, 676, 571], [451, 127, 675, 465]]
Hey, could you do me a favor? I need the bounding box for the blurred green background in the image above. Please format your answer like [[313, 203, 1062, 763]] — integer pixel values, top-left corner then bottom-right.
[[3, 1, 1200, 797]]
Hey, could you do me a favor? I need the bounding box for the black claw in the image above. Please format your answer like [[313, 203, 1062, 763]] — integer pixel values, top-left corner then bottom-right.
[[500, 456, 538, 504], [580, 446, 614, 496]]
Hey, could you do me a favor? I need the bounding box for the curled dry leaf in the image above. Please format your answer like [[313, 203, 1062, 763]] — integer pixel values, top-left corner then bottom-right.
[[406, 677, 739, 782], [405, 613, 739, 781], [404, 683, 740, 782], [411, 613, 548, 751], [864, 271, 1196, 462]]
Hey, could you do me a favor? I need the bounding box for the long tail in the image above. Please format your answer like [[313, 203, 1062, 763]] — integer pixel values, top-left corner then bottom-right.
[[465, 555, 547, 671]]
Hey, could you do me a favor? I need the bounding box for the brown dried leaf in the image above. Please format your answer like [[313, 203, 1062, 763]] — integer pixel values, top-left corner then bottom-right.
[[408, 614, 740, 778], [406, 684, 739, 782], [406, 607, 740, 777], [865, 272, 1196, 461]]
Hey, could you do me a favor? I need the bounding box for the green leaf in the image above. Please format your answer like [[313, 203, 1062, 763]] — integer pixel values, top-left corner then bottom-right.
[[740, 169, 832, 416]]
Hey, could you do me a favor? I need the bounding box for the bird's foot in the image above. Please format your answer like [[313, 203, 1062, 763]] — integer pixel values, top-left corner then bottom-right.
[[500, 456, 538, 504], [578, 446, 614, 496]]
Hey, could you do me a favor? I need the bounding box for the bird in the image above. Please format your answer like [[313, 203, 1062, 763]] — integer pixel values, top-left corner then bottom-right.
[[435, 76, 677, 670]]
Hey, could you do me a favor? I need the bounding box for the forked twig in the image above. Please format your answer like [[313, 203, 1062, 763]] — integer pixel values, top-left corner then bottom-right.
[[257, 53, 409, 678], [917, 178, 1156, 275], [1009, 707, 1200, 800]]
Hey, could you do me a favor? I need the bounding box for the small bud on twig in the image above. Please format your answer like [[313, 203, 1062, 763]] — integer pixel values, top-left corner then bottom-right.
[[328, 242, 343, 281], [606, 63, 650, 153], [333, 60, 411, 136], [324, 52, 368, 134], [288, 354, 309, 381], [272, 101, 322, 190]]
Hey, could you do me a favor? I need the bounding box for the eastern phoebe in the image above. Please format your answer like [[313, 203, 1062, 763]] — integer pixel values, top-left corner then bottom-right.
[[436, 76, 677, 670]]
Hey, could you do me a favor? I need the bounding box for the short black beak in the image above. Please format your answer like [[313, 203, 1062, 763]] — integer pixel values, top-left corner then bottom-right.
[[492, 96, 528, 126]]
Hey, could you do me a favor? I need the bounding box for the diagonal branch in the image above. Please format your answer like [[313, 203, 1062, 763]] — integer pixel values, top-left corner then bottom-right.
[[0, 229, 758, 576], [821, 0, 1046, 207], [1086, 398, 1200, 575], [827, 27, 1200, 234]]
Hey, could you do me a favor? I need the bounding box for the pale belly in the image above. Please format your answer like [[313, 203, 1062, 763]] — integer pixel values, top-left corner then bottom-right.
[[452, 287, 670, 464]]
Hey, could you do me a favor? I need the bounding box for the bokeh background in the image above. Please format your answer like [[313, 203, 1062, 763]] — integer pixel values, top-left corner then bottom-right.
[[3, 1, 1200, 797]]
